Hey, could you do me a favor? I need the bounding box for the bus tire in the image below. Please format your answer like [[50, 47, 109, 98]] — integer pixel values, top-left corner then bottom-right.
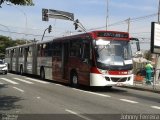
[[71, 72, 78, 88], [105, 86, 112, 89], [5, 71, 7, 75], [40, 68, 45, 80], [20, 66, 23, 75]]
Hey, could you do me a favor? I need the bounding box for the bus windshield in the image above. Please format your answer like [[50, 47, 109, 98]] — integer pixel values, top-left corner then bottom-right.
[[95, 39, 132, 70]]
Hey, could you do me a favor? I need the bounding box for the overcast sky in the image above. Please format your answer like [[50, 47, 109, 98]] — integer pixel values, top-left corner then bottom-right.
[[0, 0, 159, 49]]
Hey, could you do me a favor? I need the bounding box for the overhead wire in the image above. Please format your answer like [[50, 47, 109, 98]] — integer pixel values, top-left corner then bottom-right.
[[0, 12, 158, 39], [88, 13, 158, 31]]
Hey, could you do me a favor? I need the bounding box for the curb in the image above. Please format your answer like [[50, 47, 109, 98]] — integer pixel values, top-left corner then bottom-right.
[[121, 85, 160, 93]]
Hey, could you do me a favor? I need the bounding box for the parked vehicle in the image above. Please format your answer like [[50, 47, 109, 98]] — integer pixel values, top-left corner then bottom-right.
[[0, 59, 8, 74]]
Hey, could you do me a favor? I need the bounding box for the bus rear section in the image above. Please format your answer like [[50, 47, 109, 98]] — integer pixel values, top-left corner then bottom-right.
[[5, 43, 36, 75]]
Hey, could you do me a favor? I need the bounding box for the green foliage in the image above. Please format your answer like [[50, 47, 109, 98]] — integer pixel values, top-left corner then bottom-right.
[[143, 50, 152, 61], [0, 35, 26, 59], [9, 0, 34, 5], [0, 0, 34, 6]]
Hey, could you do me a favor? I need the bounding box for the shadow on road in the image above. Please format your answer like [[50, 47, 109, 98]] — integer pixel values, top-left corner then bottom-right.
[[0, 84, 23, 111], [70, 85, 128, 93], [0, 84, 8, 89], [0, 95, 22, 111]]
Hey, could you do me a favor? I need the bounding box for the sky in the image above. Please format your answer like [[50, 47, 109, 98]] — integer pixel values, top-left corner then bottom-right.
[[0, 0, 159, 50]]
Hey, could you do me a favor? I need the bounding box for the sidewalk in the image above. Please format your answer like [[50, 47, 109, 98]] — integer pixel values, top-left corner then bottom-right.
[[123, 78, 160, 93]]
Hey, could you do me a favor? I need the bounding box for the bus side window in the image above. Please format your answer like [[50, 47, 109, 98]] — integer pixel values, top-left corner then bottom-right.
[[70, 40, 81, 57], [37, 44, 41, 57], [13, 49, 16, 57], [53, 42, 62, 57], [19, 48, 23, 57], [28, 47, 32, 57], [81, 41, 91, 64]]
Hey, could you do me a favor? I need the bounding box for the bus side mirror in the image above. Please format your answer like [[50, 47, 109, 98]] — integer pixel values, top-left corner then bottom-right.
[[130, 38, 140, 51], [136, 41, 140, 51]]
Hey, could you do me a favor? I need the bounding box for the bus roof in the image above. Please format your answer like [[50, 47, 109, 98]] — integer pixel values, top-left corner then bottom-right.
[[51, 30, 129, 41], [6, 42, 36, 50], [5, 30, 129, 50]]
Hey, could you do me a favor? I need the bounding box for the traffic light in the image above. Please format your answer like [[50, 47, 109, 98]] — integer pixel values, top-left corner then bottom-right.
[[42, 8, 49, 21], [48, 25, 52, 33], [74, 22, 78, 30], [74, 19, 79, 30]]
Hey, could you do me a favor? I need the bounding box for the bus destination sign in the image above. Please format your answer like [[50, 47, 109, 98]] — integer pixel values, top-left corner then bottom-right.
[[97, 32, 129, 38]]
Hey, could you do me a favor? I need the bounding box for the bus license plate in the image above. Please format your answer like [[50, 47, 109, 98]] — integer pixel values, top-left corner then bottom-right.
[[116, 83, 123, 86]]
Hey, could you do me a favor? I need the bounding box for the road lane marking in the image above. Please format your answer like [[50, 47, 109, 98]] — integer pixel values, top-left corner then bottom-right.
[[25, 77, 49, 84], [14, 78, 34, 84], [151, 106, 160, 110], [72, 88, 111, 97], [13, 87, 24, 93], [1, 78, 19, 85], [55, 84, 63, 86], [120, 99, 138, 104], [0, 82, 4, 85], [65, 109, 91, 120], [36, 97, 41, 99]]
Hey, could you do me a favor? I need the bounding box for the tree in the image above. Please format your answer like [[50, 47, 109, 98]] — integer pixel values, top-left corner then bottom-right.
[[0, 0, 34, 6], [143, 50, 152, 61], [0, 35, 26, 59]]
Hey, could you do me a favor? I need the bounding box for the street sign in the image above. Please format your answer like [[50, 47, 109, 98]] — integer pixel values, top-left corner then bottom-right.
[[151, 22, 160, 54], [42, 8, 49, 21], [48, 9, 74, 21]]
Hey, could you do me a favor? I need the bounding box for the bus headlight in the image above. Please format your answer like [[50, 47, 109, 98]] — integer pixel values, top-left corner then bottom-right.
[[98, 69, 108, 74]]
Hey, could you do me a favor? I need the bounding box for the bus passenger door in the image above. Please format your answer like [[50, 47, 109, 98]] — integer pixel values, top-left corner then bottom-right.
[[24, 47, 28, 73], [62, 42, 69, 79], [10, 49, 14, 71], [78, 40, 91, 85]]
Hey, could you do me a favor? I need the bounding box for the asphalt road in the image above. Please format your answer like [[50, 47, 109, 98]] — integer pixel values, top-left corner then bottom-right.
[[0, 73, 160, 120]]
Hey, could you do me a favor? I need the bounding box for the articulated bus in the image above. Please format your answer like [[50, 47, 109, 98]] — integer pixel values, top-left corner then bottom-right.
[[5, 30, 139, 87]]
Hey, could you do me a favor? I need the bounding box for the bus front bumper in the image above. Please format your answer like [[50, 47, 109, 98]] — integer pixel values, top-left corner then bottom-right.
[[90, 73, 134, 86]]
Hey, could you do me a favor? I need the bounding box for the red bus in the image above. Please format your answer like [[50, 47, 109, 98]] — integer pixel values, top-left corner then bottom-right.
[[5, 30, 138, 87]]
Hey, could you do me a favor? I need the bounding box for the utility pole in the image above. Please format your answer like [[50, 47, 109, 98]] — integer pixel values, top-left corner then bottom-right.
[[154, 0, 160, 89], [106, 0, 109, 30], [158, 0, 160, 22], [127, 18, 130, 33]]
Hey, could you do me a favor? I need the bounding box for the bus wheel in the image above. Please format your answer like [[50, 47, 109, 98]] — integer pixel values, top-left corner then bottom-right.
[[40, 68, 45, 80], [105, 86, 112, 89], [71, 73, 78, 87], [5, 71, 7, 75], [20, 66, 23, 75]]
